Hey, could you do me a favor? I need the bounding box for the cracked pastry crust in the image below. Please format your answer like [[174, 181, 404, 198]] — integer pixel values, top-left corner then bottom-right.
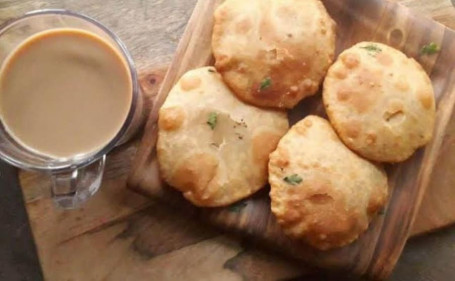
[[212, 0, 336, 109], [157, 67, 289, 207], [269, 116, 388, 250], [323, 42, 435, 162]]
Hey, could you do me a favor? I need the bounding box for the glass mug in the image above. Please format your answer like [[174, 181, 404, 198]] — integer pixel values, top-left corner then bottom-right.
[[0, 10, 143, 209]]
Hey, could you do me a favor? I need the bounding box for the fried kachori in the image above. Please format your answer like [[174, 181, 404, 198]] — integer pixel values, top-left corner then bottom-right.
[[269, 115, 388, 250], [323, 42, 435, 162], [157, 67, 289, 207], [212, 0, 336, 109]]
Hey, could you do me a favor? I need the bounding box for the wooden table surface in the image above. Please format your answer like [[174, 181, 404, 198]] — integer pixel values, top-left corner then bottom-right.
[[1, 0, 455, 280]]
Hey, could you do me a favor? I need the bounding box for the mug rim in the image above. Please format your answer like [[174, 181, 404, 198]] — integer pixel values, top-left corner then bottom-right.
[[0, 9, 140, 172]]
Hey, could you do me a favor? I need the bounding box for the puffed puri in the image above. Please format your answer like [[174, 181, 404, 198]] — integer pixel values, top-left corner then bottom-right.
[[323, 42, 436, 163], [157, 67, 289, 207], [212, 0, 336, 109], [269, 115, 388, 250]]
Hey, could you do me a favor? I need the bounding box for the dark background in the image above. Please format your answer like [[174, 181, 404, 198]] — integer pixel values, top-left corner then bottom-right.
[[0, 162, 43, 281]]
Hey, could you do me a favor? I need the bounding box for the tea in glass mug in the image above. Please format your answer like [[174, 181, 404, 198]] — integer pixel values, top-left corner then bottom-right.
[[0, 9, 143, 209]]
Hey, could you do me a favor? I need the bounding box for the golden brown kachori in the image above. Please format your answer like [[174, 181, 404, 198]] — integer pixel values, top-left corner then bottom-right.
[[269, 116, 388, 250], [323, 42, 435, 162], [157, 67, 289, 207], [212, 0, 336, 109]]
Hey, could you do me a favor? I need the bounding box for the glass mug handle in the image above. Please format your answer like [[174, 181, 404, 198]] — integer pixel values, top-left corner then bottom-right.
[[50, 156, 106, 209]]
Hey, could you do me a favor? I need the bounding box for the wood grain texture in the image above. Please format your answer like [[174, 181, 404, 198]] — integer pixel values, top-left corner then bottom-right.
[[1, 0, 455, 280], [395, 0, 455, 236], [129, 0, 218, 191], [0, 0, 196, 70], [128, 0, 455, 279]]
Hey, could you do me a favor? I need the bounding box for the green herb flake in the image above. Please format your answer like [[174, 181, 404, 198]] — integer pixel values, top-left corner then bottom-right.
[[283, 174, 302, 185], [259, 77, 272, 91], [207, 112, 218, 130], [229, 201, 247, 213], [360, 44, 382, 54], [420, 42, 440, 55], [208, 68, 216, 73]]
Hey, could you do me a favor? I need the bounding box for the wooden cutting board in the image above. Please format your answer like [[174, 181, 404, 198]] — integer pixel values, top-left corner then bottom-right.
[[8, 1, 455, 280], [127, 0, 455, 280]]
